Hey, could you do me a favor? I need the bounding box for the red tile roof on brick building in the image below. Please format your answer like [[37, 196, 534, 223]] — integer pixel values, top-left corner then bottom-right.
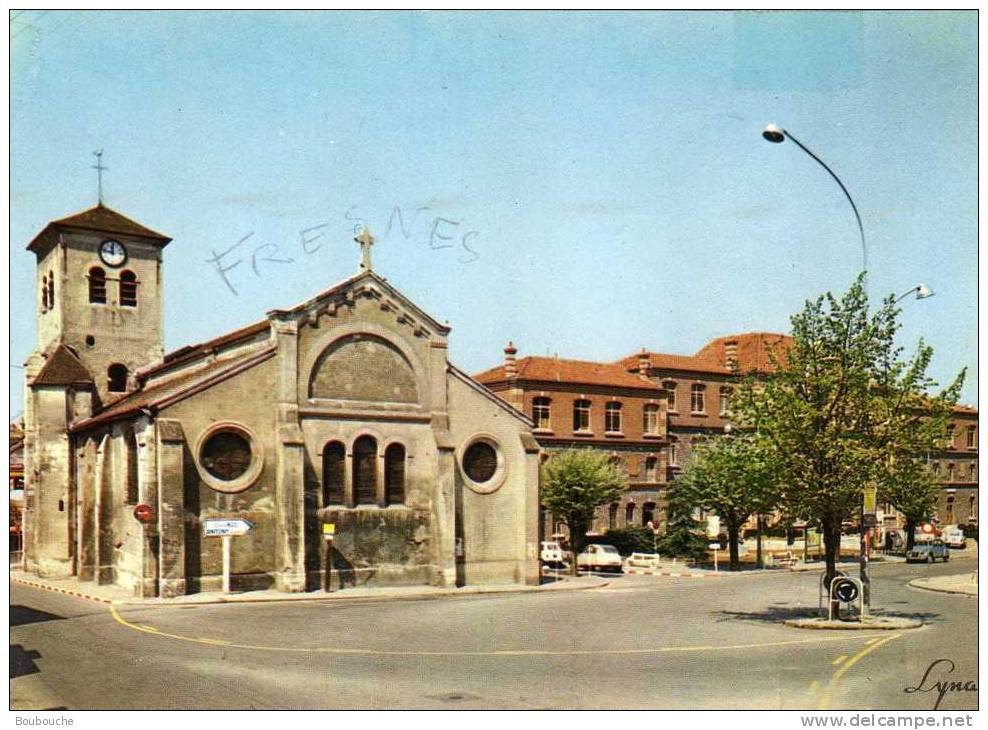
[[474, 356, 662, 391]]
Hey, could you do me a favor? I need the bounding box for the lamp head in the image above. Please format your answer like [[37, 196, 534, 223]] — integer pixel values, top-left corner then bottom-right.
[[762, 123, 785, 143], [915, 284, 934, 300]]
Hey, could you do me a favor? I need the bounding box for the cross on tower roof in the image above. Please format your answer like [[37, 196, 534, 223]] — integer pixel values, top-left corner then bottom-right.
[[91, 149, 108, 205], [355, 227, 374, 272]]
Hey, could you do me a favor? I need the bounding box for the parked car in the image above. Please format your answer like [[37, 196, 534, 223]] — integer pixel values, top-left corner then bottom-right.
[[540, 541, 567, 567], [942, 526, 967, 549], [906, 540, 950, 563], [577, 544, 623, 573], [623, 552, 661, 571]]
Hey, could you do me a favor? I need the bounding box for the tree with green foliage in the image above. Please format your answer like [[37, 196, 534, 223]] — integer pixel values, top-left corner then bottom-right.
[[732, 275, 964, 588], [878, 457, 938, 551], [540, 448, 625, 574], [680, 433, 780, 570], [657, 480, 709, 562]]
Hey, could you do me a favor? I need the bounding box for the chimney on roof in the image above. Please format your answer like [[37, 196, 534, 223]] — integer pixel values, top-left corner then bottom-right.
[[724, 340, 738, 372], [638, 348, 650, 378], [504, 342, 518, 378]]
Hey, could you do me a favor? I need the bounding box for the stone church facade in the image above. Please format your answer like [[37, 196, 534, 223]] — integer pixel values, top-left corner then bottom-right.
[[21, 204, 540, 597]]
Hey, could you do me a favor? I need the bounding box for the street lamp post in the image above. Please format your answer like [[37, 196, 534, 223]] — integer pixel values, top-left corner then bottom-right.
[[762, 124, 868, 284], [763, 123, 871, 604]]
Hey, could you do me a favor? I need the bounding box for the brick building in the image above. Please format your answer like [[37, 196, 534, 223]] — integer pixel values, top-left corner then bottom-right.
[[474, 346, 670, 534]]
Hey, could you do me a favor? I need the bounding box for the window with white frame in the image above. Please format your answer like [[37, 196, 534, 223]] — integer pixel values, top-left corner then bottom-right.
[[573, 400, 591, 432], [691, 384, 706, 414], [663, 382, 677, 411], [643, 404, 660, 435], [719, 386, 732, 416], [605, 402, 622, 433], [967, 426, 977, 449], [532, 397, 551, 430]]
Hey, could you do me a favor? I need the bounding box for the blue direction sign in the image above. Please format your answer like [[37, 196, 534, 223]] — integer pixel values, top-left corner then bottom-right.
[[203, 518, 254, 537]]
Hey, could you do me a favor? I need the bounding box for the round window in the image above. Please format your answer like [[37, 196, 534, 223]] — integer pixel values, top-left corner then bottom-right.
[[201, 431, 252, 481], [463, 441, 498, 483], [195, 423, 263, 493], [459, 435, 507, 494]]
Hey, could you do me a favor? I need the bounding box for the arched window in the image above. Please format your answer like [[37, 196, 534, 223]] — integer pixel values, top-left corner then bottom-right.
[[41, 274, 49, 311], [322, 441, 345, 505], [608, 502, 618, 530], [643, 404, 660, 435], [107, 363, 128, 393], [125, 429, 139, 504], [353, 435, 378, 505], [47, 272, 54, 310], [532, 397, 551, 430], [385, 443, 406, 505], [625, 502, 636, 525], [643, 502, 656, 527], [89, 267, 107, 304], [604, 402, 622, 433], [120, 270, 138, 307]]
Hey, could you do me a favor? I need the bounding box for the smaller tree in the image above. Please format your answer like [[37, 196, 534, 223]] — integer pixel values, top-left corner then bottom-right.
[[541, 449, 625, 574], [680, 434, 780, 571], [657, 479, 709, 562], [879, 457, 938, 551]]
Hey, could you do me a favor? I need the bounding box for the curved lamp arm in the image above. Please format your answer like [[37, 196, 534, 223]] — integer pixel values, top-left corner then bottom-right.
[[763, 124, 867, 277]]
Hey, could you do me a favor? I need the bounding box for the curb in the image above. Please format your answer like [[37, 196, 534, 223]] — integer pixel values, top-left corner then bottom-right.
[[908, 577, 978, 597], [622, 568, 730, 578], [13, 572, 610, 608], [782, 617, 923, 631], [10, 575, 114, 605]]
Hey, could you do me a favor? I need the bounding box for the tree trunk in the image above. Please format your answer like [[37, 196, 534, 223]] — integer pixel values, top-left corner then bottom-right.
[[568, 514, 588, 576], [822, 517, 843, 618], [905, 518, 916, 551], [727, 523, 740, 571], [756, 515, 764, 569]]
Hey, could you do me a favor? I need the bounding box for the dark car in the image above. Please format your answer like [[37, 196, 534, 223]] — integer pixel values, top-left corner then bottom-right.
[[906, 540, 950, 563]]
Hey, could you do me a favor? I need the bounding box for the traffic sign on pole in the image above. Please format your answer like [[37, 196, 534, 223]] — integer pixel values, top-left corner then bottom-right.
[[203, 518, 254, 537]]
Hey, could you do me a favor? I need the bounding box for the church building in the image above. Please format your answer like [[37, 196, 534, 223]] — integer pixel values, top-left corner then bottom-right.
[[21, 204, 541, 597]]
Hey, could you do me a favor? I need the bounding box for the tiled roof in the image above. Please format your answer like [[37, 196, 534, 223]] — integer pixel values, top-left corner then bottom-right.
[[475, 356, 661, 391], [695, 332, 792, 373], [139, 319, 270, 380], [31, 344, 94, 387], [617, 351, 730, 376], [73, 345, 276, 432], [28, 204, 171, 252]]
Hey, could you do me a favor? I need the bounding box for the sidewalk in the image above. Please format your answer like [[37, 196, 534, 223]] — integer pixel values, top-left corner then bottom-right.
[[909, 572, 978, 596], [10, 568, 609, 608]]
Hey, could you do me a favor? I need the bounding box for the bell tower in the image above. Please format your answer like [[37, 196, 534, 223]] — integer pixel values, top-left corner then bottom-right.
[[27, 204, 171, 403]]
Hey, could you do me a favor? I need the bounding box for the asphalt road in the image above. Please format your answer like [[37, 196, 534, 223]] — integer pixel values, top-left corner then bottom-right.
[[10, 559, 978, 710]]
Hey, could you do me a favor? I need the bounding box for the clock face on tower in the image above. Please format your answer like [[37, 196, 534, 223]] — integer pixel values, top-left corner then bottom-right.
[[99, 239, 127, 268]]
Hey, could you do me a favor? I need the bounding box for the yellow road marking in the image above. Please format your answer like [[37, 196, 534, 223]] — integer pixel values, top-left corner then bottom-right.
[[864, 637, 878, 645], [818, 633, 903, 710], [109, 605, 885, 658], [831, 655, 847, 666], [806, 680, 820, 696]]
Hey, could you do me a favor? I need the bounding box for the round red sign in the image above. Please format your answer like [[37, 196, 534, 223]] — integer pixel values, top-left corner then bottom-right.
[[133, 504, 153, 524]]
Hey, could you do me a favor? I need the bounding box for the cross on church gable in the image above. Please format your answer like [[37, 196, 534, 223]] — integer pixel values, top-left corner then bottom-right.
[[355, 227, 374, 272]]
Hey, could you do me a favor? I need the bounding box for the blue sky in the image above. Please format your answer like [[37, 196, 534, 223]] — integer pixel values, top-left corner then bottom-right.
[[9, 11, 978, 416]]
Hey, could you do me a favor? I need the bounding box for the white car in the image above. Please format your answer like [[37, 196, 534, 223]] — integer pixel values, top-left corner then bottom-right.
[[540, 541, 567, 567], [623, 552, 661, 571], [942, 526, 967, 549], [577, 544, 623, 573]]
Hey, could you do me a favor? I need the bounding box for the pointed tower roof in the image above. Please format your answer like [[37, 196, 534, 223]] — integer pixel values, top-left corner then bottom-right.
[[27, 204, 171, 253], [31, 344, 94, 388]]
